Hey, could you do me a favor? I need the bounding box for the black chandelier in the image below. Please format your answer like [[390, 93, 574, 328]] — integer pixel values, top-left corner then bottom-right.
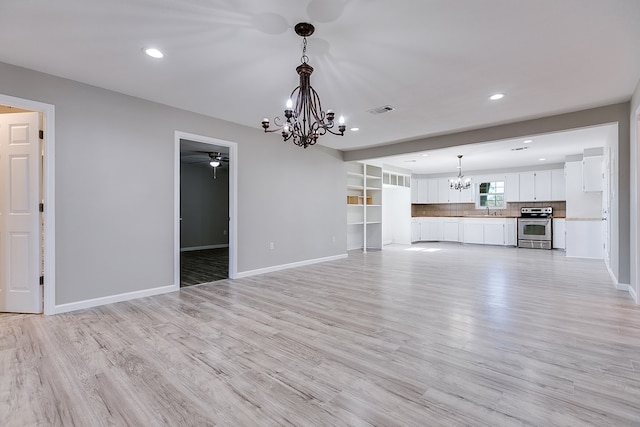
[[261, 22, 346, 149]]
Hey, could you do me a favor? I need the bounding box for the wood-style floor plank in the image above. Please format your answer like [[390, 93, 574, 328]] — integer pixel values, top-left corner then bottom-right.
[[2, 242, 640, 426]]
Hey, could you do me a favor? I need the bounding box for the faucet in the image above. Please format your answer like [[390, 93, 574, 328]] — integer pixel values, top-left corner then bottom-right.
[[486, 206, 490, 216]]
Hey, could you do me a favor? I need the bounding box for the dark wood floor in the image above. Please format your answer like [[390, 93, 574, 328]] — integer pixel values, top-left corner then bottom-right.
[[180, 247, 228, 287]]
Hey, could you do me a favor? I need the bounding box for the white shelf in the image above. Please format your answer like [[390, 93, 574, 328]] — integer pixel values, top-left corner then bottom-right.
[[346, 162, 383, 252]]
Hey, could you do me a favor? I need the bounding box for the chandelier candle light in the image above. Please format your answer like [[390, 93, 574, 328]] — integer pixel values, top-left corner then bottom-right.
[[261, 22, 346, 148], [450, 155, 472, 191]]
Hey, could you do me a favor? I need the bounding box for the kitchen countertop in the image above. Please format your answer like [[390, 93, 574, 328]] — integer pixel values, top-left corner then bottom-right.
[[412, 215, 518, 219], [411, 215, 567, 219]]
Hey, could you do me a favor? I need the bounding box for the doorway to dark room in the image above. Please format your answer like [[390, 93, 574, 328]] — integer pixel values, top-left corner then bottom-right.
[[179, 139, 231, 287]]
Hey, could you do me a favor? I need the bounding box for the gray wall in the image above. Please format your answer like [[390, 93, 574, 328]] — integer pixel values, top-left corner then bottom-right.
[[0, 61, 346, 306], [180, 162, 229, 249], [346, 103, 632, 287]]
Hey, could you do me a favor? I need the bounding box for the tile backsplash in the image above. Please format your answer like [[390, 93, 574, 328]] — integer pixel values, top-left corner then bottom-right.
[[412, 201, 566, 218]]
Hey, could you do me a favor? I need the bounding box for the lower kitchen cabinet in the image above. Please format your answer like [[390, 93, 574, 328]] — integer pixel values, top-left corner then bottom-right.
[[412, 217, 516, 246], [463, 223, 484, 244], [484, 223, 505, 245], [411, 220, 421, 243], [442, 219, 459, 242], [552, 218, 566, 250]]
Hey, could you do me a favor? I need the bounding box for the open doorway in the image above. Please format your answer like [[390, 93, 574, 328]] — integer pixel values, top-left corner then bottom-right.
[[175, 132, 237, 287]]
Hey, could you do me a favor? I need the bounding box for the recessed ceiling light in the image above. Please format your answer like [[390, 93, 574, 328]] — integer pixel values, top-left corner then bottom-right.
[[489, 93, 504, 101], [421, 154, 429, 157], [539, 157, 546, 161], [350, 127, 359, 132], [144, 48, 164, 59], [523, 139, 533, 144]]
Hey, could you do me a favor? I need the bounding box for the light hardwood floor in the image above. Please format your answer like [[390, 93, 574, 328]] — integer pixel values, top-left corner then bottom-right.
[[2, 243, 640, 426]]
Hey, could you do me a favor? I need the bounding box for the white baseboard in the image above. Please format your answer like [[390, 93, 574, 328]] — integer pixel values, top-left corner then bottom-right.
[[606, 264, 637, 304], [236, 253, 348, 279], [180, 244, 228, 252], [53, 284, 179, 314], [628, 285, 638, 304]]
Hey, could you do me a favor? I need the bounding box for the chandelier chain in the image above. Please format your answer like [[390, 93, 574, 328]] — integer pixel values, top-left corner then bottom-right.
[[301, 37, 309, 64]]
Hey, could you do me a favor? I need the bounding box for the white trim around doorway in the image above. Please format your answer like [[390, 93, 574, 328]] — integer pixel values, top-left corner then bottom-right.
[[174, 131, 238, 286], [0, 93, 56, 315]]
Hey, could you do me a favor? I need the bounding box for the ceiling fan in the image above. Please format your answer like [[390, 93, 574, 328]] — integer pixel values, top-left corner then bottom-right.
[[207, 152, 229, 167], [182, 151, 229, 179], [207, 152, 229, 179]]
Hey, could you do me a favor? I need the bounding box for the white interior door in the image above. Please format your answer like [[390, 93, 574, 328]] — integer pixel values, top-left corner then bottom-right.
[[0, 112, 42, 313]]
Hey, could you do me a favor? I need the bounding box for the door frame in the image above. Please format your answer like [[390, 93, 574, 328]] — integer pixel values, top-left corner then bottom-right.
[[0, 93, 56, 315], [174, 131, 237, 284]]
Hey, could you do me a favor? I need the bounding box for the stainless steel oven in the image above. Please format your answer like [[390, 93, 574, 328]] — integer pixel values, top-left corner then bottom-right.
[[518, 207, 552, 249]]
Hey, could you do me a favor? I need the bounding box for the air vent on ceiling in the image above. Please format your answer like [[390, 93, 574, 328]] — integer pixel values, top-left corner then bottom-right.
[[368, 105, 395, 115], [511, 146, 529, 151]]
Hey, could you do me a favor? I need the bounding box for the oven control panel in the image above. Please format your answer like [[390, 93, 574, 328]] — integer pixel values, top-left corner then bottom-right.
[[521, 207, 552, 217]]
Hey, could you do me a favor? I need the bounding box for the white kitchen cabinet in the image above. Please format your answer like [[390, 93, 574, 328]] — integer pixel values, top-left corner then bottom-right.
[[420, 218, 443, 241], [551, 169, 566, 201], [519, 170, 553, 202], [437, 179, 450, 203], [459, 185, 475, 203], [416, 178, 429, 203], [463, 222, 484, 244], [505, 219, 517, 246], [411, 217, 515, 246], [519, 171, 535, 202], [427, 179, 439, 203], [484, 223, 505, 245], [442, 218, 459, 242], [534, 170, 552, 201], [552, 218, 566, 250], [411, 220, 421, 243], [505, 173, 520, 202], [411, 177, 419, 203], [583, 156, 603, 192], [448, 187, 461, 203], [461, 218, 515, 246]]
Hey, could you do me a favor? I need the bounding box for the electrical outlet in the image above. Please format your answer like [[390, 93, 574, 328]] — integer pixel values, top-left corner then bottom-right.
[[332, 236, 336, 243], [269, 242, 274, 250], [223, 229, 227, 236]]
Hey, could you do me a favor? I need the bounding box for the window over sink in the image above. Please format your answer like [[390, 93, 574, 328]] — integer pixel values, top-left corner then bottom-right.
[[477, 181, 506, 209]]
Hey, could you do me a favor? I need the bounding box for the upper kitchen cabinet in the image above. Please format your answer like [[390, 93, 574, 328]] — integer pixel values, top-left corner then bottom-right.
[[551, 169, 566, 200], [504, 173, 520, 202], [427, 179, 439, 203], [519, 171, 535, 201], [410, 177, 419, 203], [518, 170, 563, 202], [583, 155, 603, 192]]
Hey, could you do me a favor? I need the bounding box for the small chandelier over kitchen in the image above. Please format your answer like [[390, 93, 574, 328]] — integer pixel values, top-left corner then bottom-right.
[[261, 22, 346, 149], [450, 155, 472, 191]]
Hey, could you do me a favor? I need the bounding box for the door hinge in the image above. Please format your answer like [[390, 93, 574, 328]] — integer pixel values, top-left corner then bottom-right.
[[40, 276, 44, 285], [39, 203, 44, 212], [39, 130, 44, 139]]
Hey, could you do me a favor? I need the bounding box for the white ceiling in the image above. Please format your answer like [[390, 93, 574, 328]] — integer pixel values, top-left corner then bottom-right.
[[370, 123, 616, 175], [1, 1, 639, 157]]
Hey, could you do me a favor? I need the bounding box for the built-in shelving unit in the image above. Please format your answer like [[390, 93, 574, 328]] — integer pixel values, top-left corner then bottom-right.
[[347, 162, 383, 251]]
